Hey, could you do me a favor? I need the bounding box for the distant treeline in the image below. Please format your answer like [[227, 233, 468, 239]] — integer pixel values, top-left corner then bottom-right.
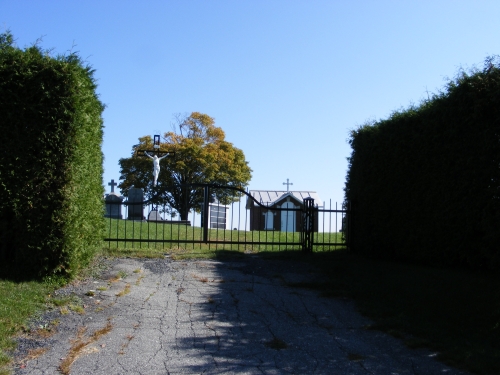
[[344, 56, 500, 271], [0, 31, 105, 279]]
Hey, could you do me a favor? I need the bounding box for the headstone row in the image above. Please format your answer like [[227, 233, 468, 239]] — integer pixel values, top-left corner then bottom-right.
[[104, 183, 144, 220]]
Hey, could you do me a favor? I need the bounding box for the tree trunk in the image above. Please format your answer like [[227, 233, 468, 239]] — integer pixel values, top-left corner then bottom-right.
[[180, 209, 189, 221]]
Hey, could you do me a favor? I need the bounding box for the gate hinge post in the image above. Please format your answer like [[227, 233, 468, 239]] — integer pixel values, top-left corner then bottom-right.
[[302, 197, 314, 252]]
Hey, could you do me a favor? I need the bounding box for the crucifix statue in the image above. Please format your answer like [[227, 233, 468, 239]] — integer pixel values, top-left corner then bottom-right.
[[283, 178, 293, 192], [144, 151, 168, 186], [136, 134, 174, 187]]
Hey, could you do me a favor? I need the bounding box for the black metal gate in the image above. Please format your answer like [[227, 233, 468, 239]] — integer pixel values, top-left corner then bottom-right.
[[104, 184, 350, 252]]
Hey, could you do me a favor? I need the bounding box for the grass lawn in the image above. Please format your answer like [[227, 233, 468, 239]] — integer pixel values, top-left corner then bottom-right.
[[0, 279, 54, 375], [1, 244, 499, 375], [104, 218, 345, 254]]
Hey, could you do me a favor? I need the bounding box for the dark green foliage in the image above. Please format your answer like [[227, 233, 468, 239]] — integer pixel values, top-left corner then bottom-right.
[[345, 56, 500, 271], [0, 31, 105, 278]]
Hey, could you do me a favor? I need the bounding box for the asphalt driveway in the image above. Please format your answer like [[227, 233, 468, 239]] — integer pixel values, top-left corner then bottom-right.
[[13, 256, 470, 374]]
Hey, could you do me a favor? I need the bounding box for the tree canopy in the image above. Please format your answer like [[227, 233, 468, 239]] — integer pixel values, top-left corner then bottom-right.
[[118, 112, 252, 220]]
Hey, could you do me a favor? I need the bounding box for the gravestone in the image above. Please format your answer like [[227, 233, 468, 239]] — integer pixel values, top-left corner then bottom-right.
[[105, 193, 124, 219], [127, 188, 144, 220], [148, 210, 163, 222]]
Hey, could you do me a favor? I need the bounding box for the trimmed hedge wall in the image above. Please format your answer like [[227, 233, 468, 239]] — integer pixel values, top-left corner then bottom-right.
[[0, 32, 105, 278], [344, 57, 500, 271]]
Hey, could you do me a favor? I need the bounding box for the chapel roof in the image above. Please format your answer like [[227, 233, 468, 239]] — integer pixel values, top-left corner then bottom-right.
[[246, 190, 322, 209]]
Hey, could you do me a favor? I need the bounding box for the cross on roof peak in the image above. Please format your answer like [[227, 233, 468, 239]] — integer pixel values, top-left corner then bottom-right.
[[283, 178, 293, 192]]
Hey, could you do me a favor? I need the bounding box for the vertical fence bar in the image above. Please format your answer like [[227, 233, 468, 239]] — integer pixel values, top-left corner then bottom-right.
[[162, 204, 166, 250], [140, 204, 143, 248], [131, 205, 135, 249], [115, 209, 119, 248], [189, 209, 193, 250], [336, 201, 339, 250], [258, 205, 261, 251], [123, 203, 127, 249], [177, 208, 181, 250], [238, 195, 242, 252], [244, 200, 248, 248], [321, 201, 325, 248], [203, 184, 209, 244], [107, 215, 111, 249], [154, 208, 158, 250], [230, 201, 234, 247], [147, 203, 151, 248], [215, 200, 219, 251]]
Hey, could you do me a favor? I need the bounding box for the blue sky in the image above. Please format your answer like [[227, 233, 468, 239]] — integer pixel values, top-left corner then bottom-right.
[[2, 1, 499, 205]]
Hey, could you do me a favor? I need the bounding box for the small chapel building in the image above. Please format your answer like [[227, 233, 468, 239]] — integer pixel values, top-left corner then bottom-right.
[[246, 190, 322, 232]]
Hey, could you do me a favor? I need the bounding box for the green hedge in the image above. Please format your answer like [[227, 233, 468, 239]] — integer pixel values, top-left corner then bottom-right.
[[344, 57, 500, 271], [0, 32, 105, 278]]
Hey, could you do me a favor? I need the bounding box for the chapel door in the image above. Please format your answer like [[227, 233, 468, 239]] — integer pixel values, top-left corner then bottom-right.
[[280, 201, 296, 232]]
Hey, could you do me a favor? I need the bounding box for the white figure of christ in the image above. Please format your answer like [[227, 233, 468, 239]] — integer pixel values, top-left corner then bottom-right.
[[144, 151, 168, 186]]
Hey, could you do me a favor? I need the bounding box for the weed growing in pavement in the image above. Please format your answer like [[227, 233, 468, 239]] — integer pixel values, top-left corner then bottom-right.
[[68, 304, 85, 315], [192, 274, 209, 283], [135, 275, 145, 286], [59, 306, 69, 315], [58, 319, 113, 375], [116, 284, 131, 297]]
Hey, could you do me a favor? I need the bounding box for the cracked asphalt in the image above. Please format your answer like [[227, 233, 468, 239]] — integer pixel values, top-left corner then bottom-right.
[[13, 256, 470, 374]]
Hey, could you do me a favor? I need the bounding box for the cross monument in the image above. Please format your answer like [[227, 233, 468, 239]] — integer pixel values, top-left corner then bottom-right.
[[108, 179, 118, 193]]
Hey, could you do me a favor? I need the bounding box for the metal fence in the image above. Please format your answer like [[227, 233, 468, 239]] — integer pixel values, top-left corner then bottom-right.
[[104, 184, 350, 252]]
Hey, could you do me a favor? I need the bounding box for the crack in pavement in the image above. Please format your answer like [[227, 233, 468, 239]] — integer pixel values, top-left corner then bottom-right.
[[12, 256, 471, 375]]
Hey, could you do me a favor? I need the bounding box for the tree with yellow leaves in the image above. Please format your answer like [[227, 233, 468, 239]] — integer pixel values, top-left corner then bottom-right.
[[118, 112, 252, 220]]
